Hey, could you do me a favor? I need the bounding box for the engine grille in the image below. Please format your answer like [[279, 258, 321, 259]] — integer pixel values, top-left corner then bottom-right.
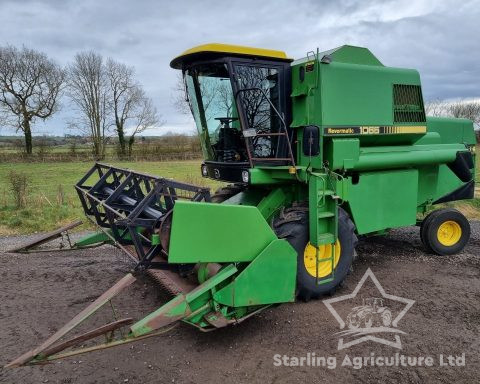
[[393, 84, 426, 123]]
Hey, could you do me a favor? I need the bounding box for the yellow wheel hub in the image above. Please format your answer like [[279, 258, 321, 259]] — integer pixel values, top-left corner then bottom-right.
[[437, 220, 462, 246], [303, 240, 341, 278]]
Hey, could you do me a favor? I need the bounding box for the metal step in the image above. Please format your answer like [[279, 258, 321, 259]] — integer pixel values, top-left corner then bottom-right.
[[316, 232, 336, 244]]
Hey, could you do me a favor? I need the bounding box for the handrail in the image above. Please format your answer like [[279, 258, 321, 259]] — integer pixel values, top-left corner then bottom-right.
[[234, 87, 296, 167]]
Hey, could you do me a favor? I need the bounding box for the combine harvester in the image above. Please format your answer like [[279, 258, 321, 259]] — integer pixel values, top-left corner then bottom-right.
[[6, 44, 476, 367]]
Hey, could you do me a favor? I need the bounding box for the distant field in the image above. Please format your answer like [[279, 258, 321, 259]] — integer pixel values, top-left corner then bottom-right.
[[0, 160, 223, 235], [0, 152, 479, 235], [0, 136, 203, 162]]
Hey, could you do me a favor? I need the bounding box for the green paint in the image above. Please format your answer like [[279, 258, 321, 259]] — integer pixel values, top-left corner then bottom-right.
[[256, 187, 291, 222], [214, 239, 297, 306], [74, 231, 113, 247], [347, 169, 418, 234], [168, 201, 277, 263], [353, 145, 462, 171], [151, 233, 160, 246]]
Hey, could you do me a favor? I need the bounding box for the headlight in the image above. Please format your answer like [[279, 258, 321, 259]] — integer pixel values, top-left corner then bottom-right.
[[201, 164, 208, 177], [241, 170, 250, 183]]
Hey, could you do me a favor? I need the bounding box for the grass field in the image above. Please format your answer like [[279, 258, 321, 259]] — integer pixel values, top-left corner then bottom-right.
[[0, 160, 223, 235], [0, 158, 478, 235]]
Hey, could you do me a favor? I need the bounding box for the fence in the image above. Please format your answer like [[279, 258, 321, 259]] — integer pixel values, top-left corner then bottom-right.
[[0, 151, 202, 163]]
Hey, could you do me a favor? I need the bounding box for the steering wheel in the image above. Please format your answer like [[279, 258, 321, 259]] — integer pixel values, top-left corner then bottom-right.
[[214, 117, 238, 127]]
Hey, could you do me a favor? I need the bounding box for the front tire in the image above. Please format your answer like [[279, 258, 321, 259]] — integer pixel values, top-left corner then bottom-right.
[[274, 206, 357, 301], [210, 184, 244, 203]]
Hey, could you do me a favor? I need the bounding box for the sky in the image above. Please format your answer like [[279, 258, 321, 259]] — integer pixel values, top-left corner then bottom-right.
[[0, 0, 479, 136]]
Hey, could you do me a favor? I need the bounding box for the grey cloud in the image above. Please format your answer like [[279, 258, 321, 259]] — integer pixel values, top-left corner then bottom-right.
[[0, 0, 478, 135]]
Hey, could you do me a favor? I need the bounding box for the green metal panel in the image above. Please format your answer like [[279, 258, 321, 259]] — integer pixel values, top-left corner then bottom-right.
[[324, 139, 462, 173], [325, 139, 360, 171], [327, 45, 384, 66], [414, 132, 442, 145], [353, 144, 462, 171], [219, 189, 265, 206], [416, 165, 440, 206], [434, 164, 466, 201], [249, 167, 297, 185], [289, 45, 429, 170], [168, 201, 277, 263], [427, 116, 476, 145], [74, 231, 113, 247], [256, 187, 291, 222], [213, 239, 297, 306], [347, 169, 418, 234], [320, 62, 422, 127]]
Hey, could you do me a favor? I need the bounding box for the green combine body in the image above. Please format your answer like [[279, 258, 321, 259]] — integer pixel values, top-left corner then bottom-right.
[[7, 43, 476, 367]]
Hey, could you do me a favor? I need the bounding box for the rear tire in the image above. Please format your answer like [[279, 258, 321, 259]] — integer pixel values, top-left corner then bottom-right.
[[273, 206, 357, 301], [421, 208, 470, 255], [420, 209, 441, 249]]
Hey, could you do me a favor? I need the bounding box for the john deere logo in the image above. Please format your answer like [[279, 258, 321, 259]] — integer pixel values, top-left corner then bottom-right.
[[323, 268, 415, 350]]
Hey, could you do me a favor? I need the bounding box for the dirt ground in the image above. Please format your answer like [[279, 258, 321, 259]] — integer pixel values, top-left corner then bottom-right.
[[1, 224, 479, 384]]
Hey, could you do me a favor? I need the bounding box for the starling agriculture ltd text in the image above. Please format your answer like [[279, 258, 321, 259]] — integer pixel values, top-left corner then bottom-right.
[[273, 352, 466, 370]]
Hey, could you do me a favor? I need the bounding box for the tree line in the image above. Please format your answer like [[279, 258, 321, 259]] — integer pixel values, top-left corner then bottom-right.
[[0, 45, 161, 158], [425, 99, 480, 128]]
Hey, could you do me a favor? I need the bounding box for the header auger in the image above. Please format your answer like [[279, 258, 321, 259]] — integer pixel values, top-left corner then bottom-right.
[[6, 43, 476, 367]]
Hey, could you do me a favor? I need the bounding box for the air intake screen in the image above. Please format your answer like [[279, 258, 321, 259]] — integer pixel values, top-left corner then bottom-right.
[[393, 84, 426, 123]]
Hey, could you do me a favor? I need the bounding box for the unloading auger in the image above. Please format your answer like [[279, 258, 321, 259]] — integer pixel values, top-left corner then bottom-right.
[[6, 43, 476, 367]]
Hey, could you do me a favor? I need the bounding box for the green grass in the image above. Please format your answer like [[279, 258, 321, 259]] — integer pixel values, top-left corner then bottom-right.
[[0, 161, 223, 235]]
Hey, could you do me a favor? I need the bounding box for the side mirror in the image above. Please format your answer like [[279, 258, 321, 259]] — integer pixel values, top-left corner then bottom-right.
[[302, 125, 320, 156]]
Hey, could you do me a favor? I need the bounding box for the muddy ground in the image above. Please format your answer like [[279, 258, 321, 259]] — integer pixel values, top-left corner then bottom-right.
[[1, 224, 479, 384]]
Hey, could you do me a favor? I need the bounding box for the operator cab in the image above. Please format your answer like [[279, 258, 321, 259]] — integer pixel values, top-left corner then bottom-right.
[[170, 44, 293, 182]]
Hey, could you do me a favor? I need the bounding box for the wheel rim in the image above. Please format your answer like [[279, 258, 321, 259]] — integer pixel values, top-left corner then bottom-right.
[[303, 240, 341, 278], [437, 220, 462, 246], [382, 311, 392, 326]]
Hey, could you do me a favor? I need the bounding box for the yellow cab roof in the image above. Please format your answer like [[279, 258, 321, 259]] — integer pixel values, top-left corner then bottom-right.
[[170, 43, 292, 69]]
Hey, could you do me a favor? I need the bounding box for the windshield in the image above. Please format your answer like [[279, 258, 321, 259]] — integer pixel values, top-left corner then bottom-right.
[[185, 62, 288, 164], [185, 63, 246, 162]]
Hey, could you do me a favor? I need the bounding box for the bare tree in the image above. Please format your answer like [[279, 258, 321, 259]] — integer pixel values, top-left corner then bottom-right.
[[449, 100, 480, 126], [425, 98, 480, 126], [425, 99, 449, 117], [106, 58, 138, 156], [106, 58, 161, 157], [68, 51, 111, 159], [173, 73, 191, 115], [0, 45, 64, 154], [127, 95, 161, 155], [173, 72, 221, 118]]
